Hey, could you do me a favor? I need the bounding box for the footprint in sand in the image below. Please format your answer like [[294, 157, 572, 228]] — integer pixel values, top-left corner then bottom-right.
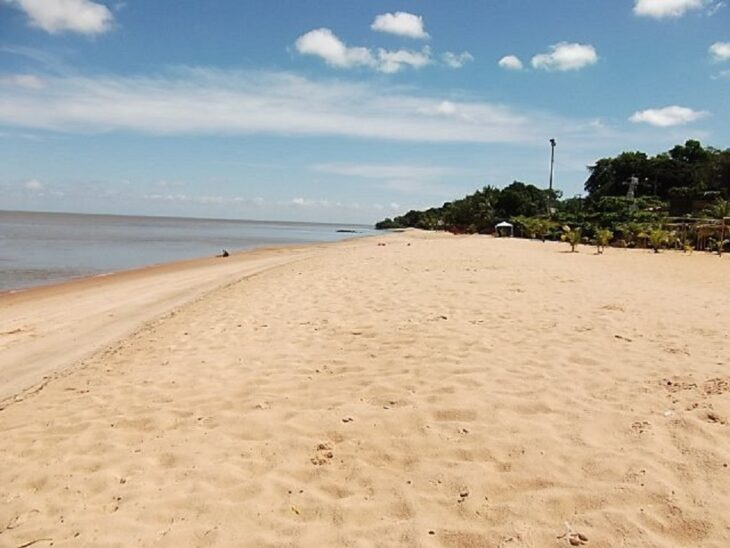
[[310, 443, 334, 466]]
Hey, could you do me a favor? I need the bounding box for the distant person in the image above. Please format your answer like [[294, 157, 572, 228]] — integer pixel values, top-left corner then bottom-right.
[[218, 249, 229, 258]]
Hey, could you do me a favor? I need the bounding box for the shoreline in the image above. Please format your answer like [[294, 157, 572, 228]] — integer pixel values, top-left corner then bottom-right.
[[0, 208, 374, 295], [0, 239, 341, 300], [0, 234, 378, 404]]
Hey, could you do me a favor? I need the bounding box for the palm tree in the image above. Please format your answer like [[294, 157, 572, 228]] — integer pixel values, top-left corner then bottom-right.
[[648, 228, 669, 253], [595, 229, 613, 254], [561, 228, 582, 252], [536, 218, 556, 242], [514, 216, 540, 238]]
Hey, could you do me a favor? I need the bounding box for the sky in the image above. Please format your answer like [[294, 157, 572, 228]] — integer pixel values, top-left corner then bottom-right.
[[0, 0, 728, 224]]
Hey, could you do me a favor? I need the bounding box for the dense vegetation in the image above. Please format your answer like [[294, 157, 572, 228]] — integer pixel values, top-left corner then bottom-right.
[[375, 140, 730, 253]]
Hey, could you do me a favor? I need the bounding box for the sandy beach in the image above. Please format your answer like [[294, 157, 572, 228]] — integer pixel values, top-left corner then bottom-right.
[[0, 230, 728, 547]]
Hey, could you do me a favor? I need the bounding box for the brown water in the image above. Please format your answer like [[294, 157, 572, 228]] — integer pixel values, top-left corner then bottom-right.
[[0, 210, 372, 291]]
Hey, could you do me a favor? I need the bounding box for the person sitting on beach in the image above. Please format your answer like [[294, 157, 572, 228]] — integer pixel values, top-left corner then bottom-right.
[[218, 249, 229, 258]]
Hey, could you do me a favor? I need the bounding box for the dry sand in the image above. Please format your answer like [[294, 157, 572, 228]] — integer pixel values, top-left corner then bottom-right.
[[0, 231, 728, 547]]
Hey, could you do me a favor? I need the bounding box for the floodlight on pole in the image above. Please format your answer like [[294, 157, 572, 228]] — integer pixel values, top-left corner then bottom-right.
[[548, 138, 556, 216], [549, 138, 556, 192]]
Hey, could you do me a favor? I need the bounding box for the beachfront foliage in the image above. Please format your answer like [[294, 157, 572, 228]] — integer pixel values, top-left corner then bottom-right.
[[704, 198, 730, 220], [585, 140, 730, 201], [376, 140, 730, 253], [513, 216, 541, 238], [595, 229, 612, 254], [648, 228, 670, 253], [375, 181, 554, 233], [561, 227, 582, 253]]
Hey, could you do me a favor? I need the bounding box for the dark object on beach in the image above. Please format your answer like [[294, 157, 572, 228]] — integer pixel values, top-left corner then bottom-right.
[[336, 229, 359, 233], [218, 249, 229, 258]]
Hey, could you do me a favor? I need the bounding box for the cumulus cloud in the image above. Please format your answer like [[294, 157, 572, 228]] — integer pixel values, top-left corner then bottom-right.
[[498, 55, 523, 71], [633, 0, 710, 18], [629, 105, 708, 127], [294, 28, 431, 73], [0, 73, 45, 88], [371, 12, 428, 39], [377, 47, 431, 73], [5, 0, 113, 35], [294, 28, 375, 69], [531, 42, 598, 71], [442, 51, 474, 68], [709, 42, 730, 61]]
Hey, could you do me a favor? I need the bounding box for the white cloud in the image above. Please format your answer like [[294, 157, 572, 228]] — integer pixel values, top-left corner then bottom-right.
[[442, 51, 474, 68], [312, 163, 455, 180], [629, 105, 708, 127], [377, 47, 431, 73], [294, 28, 375, 69], [707, 1, 726, 15], [371, 12, 428, 39], [531, 43, 598, 71], [0, 73, 45, 88], [144, 192, 256, 206], [24, 178, 44, 191], [633, 0, 707, 18], [5, 0, 113, 35], [709, 42, 730, 61], [0, 67, 619, 146], [294, 29, 431, 73], [289, 197, 361, 209], [498, 55, 523, 71], [416, 100, 468, 118], [435, 100, 457, 115]]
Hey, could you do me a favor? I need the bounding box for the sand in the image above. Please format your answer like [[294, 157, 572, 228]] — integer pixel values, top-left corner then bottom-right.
[[0, 231, 728, 547]]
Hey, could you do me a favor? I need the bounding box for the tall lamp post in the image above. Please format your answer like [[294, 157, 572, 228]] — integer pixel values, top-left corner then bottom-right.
[[548, 138, 557, 216]]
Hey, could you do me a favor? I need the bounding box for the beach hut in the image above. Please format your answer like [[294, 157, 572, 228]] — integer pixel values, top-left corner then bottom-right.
[[495, 221, 514, 237]]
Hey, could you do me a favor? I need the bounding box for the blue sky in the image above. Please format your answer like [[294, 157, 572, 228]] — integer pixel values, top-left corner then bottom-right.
[[1, 0, 728, 223]]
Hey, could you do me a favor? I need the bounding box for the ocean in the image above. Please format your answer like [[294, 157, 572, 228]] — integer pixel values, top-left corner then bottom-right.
[[0, 210, 373, 292]]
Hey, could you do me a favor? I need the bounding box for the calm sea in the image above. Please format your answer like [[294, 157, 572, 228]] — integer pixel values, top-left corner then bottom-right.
[[0, 211, 373, 292]]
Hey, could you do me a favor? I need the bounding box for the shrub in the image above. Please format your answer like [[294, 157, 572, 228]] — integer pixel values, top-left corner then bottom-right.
[[561, 227, 582, 252]]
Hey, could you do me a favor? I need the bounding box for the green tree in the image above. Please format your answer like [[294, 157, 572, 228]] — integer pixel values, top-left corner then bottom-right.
[[704, 198, 730, 219], [495, 181, 549, 218], [585, 152, 650, 198]]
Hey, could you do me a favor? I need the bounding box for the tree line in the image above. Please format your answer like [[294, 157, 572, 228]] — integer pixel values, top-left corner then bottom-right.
[[375, 140, 730, 253]]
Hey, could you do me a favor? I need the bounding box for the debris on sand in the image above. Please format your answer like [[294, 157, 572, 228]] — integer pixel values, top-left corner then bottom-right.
[[557, 522, 588, 545]]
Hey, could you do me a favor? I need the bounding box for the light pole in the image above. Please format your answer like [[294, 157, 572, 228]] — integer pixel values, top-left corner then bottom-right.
[[548, 138, 556, 216]]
